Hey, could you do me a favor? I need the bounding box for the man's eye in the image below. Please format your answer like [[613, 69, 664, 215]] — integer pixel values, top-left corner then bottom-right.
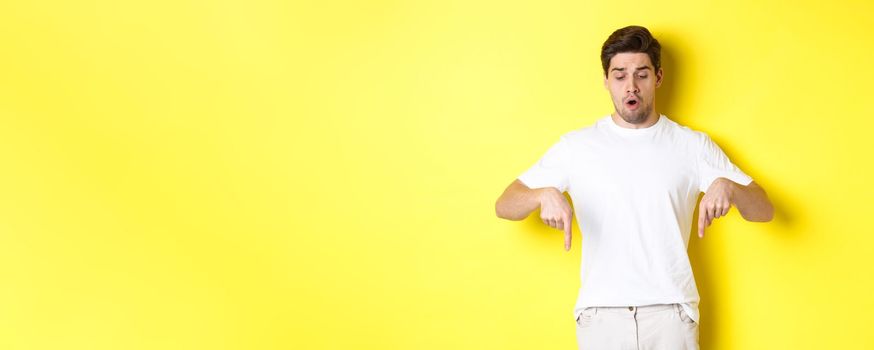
[[638, 75, 648, 79], [616, 76, 625, 80]]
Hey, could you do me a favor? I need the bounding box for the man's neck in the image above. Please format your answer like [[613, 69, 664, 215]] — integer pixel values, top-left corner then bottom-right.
[[610, 111, 659, 129]]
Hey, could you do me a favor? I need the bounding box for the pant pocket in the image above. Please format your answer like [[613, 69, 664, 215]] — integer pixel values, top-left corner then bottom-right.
[[677, 305, 697, 325], [576, 307, 596, 328]]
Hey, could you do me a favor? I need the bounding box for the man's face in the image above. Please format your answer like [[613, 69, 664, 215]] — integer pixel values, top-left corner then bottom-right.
[[603, 52, 663, 125]]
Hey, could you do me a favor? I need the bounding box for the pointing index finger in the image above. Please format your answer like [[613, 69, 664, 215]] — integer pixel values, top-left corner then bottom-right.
[[564, 214, 572, 251]]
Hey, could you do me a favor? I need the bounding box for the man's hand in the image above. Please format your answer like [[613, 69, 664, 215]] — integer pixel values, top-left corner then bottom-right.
[[697, 177, 734, 238], [538, 187, 574, 251]]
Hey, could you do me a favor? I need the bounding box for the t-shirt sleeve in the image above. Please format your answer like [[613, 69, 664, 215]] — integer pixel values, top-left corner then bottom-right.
[[517, 135, 571, 193], [697, 134, 753, 193]]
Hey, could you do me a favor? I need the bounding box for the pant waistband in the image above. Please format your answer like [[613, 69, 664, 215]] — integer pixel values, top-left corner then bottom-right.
[[587, 303, 681, 315]]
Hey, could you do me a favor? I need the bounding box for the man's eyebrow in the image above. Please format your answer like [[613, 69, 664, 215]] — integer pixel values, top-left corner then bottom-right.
[[610, 66, 652, 73]]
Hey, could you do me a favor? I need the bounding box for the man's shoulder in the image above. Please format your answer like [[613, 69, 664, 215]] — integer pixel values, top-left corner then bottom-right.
[[558, 116, 609, 141], [664, 116, 709, 141]]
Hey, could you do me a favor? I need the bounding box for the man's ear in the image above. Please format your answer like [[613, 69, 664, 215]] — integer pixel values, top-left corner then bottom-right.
[[655, 67, 664, 88], [603, 76, 608, 89]]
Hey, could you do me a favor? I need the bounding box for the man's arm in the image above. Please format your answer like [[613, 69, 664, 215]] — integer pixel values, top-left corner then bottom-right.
[[495, 179, 575, 251], [698, 178, 774, 237], [730, 180, 774, 222], [495, 179, 545, 221]]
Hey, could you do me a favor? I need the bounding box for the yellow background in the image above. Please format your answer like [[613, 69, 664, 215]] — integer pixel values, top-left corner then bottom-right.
[[1, 0, 872, 348]]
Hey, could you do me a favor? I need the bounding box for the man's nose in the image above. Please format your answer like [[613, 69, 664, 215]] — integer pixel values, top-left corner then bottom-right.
[[626, 80, 639, 94]]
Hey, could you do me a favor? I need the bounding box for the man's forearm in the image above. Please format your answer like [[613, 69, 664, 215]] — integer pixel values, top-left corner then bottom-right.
[[729, 180, 774, 222], [495, 180, 546, 221]]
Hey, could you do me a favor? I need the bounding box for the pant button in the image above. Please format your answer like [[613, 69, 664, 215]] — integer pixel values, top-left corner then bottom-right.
[[628, 307, 634, 311]]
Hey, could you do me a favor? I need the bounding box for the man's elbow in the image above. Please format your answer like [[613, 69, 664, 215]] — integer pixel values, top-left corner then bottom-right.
[[744, 203, 774, 222], [495, 199, 524, 221], [745, 182, 774, 222], [760, 205, 775, 222], [495, 200, 506, 219], [757, 193, 775, 222]]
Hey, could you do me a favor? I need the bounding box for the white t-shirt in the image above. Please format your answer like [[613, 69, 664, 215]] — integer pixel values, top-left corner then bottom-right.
[[517, 113, 752, 325]]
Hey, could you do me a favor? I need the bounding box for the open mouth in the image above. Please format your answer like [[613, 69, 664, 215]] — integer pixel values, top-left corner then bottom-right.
[[625, 98, 639, 109]]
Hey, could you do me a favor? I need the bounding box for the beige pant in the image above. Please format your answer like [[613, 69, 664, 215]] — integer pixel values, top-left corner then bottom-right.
[[575, 303, 699, 350]]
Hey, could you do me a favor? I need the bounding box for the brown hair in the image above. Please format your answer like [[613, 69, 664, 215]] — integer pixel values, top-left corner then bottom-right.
[[601, 25, 661, 77]]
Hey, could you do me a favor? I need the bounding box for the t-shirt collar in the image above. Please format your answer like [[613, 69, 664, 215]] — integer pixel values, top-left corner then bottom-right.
[[606, 113, 665, 135]]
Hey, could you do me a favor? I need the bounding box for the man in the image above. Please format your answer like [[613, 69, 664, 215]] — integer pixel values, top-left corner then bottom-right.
[[494, 25, 774, 349]]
